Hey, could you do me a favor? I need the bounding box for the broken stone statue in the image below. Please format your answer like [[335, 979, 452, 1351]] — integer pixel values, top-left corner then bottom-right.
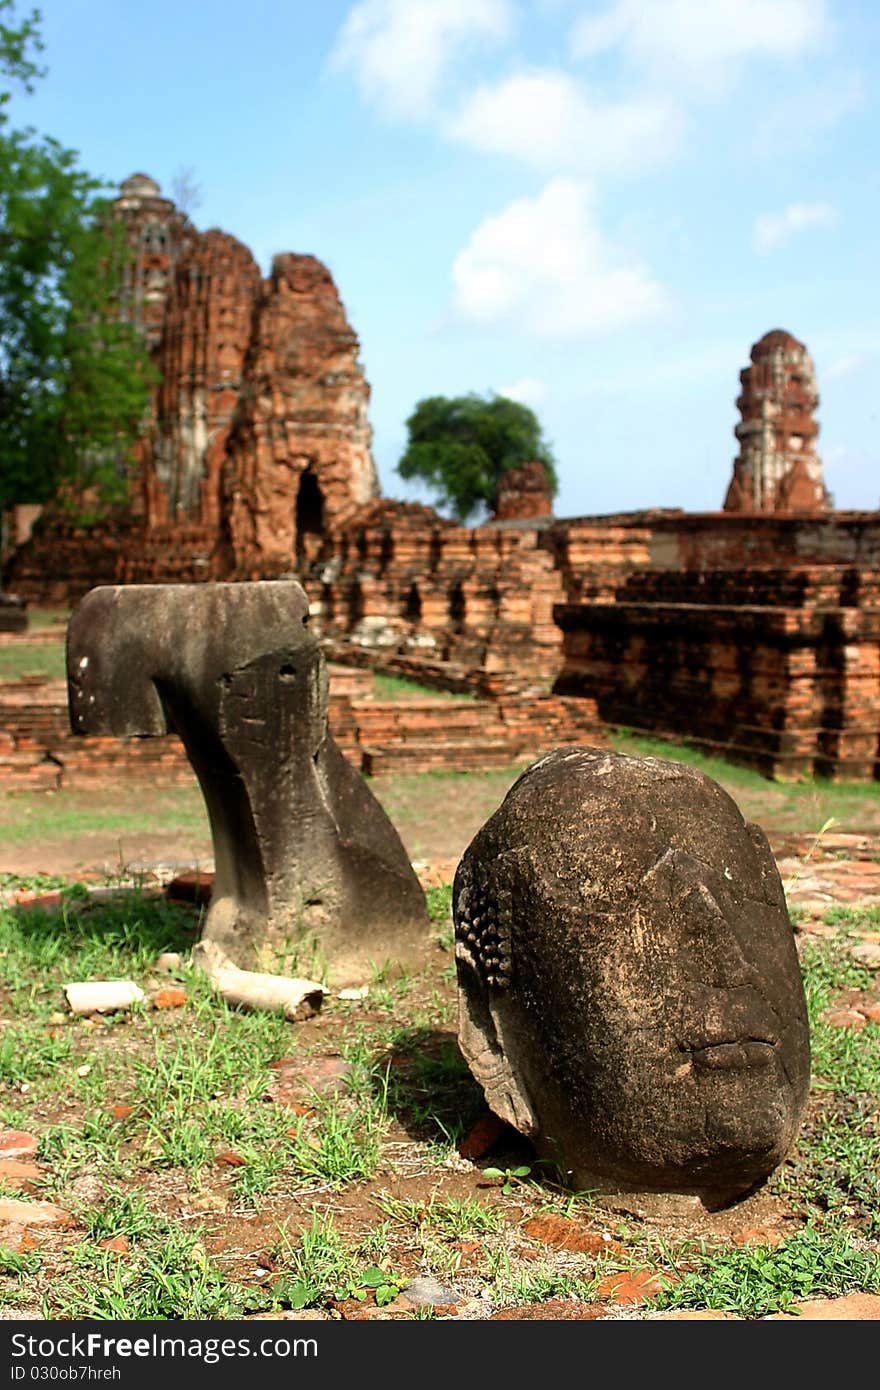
[[453, 746, 811, 1209], [67, 580, 429, 986]]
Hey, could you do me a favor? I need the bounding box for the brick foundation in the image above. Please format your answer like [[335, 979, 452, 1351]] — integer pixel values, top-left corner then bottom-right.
[[0, 661, 606, 791]]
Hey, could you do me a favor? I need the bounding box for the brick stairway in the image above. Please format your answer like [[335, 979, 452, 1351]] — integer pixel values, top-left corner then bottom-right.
[[346, 694, 604, 775], [0, 670, 606, 789]]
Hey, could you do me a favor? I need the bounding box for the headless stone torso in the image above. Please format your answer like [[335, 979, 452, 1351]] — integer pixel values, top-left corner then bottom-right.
[[66, 580, 429, 987]]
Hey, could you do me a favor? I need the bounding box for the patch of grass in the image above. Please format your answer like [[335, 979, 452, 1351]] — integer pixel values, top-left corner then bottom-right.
[[820, 905, 880, 929], [801, 936, 877, 1013], [75, 1190, 162, 1244], [38, 1112, 123, 1179], [46, 1220, 251, 1319], [266, 1210, 401, 1311], [133, 1032, 269, 1116], [783, 1102, 880, 1230], [286, 1093, 386, 1187], [27, 609, 70, 631], [269, 1209, 351, 1309], [375, 1192, 505, 1238], [0, 871, 87, 894], [372, 673, 473, 702], [360, 964, 422, 1015], [770, 934, 880, 1229], [800, 937, 880, 1095], [0, 892, 200, 992], [141, 1105, 215, 1175], [0, 641, 66, 681], [810, 1015, 880, 1098], [262, 927, 330, 986], [486, 1249, 596, 1307], [130, 1025, 295, 1184], [425, 878, 453, 934], [0, 1026, 73, 1089], [651, 1224, 880, 1317], [0, 1247, 42, 1277], [610, 728, 774, 789], [0, 786, 208, 846], [379, 1027, 484, 1151]]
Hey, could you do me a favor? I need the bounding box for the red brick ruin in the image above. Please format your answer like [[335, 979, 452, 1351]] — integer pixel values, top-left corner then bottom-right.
[[2, 177, 878, 786], [724, 329, 828, 514]]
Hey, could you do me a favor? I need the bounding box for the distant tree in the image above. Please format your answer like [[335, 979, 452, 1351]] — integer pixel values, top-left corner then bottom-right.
[[170, 164, 201, 217], [0, 1, 155, 531], [396, 391, 558, 523]]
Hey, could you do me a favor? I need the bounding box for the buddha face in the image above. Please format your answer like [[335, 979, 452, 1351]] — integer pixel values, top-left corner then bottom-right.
[[454, 747, 811, 1205]]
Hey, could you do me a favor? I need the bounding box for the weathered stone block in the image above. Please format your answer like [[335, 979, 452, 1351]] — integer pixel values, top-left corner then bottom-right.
[[67, 580, 429, 985]]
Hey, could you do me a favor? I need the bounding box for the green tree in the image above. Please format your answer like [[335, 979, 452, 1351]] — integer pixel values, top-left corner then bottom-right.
[[0, 1, 154, 528], [396, 391, 558, 523]]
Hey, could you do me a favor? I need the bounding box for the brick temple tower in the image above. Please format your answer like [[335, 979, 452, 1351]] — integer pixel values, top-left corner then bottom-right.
[[110, 174, 380, 547], [3, 174, 381, 591], [723, 329, 829, 513], [492, 461, 555, 521], [113, 173, 195, 348]]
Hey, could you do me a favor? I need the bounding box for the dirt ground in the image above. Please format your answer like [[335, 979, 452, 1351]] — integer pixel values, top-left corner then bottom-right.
[[1, 874, 878, 1322], [0, 767, 527, 881], [2, 752, 879, 1322], [2, 755, 879, 883]]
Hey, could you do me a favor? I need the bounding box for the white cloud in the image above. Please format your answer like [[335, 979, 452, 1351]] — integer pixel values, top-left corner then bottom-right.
[[755, 72, 864, 155], [499, 378, 549, 408], [571, 0, 827, 86], [447, 68, 681, 175], [751, 202, 837, 253], [825, 352, 869, 382], [452, 177, 669, 337], [328, 0, 514, 119]]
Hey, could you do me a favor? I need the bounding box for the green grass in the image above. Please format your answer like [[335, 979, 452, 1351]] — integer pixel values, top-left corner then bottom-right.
[[0, 889, 387, 1200], [0, 1248, 42, 1278], [0, 785, 208, 845], [0, 854, 878, 1319], [372, 673, 473, 702], [44, 1216, 254, 1320], [485, 1251, 597, 1307], [265, 1210, 402, 1311], [27, 609, 70, 631], [610, 728, 776, 789], [375, 1192, 506, 1238], [0, 890, 199, 993], [610, 728, 880, 836], [651, 1224, 880, 1316], [611, 728, 880, 803], [426, 884, 453, 926], [0, 641, 66, 681], [74, 1190, 159, 1245], [800, 936, 880, 1097], [769, 928, 880, 1230], [379, 1025, 484, 1152]]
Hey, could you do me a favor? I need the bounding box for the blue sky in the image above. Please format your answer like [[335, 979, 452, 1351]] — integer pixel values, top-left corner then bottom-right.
[[9, 0, 879, 517]]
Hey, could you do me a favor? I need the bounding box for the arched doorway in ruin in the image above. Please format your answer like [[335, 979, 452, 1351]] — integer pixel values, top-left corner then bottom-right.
[[448, 582, 466, 634], [347, 581, 364, 631], [403, 583, 422, 623], [379, 532, 394, 572], [295, 466, 325, 573]]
